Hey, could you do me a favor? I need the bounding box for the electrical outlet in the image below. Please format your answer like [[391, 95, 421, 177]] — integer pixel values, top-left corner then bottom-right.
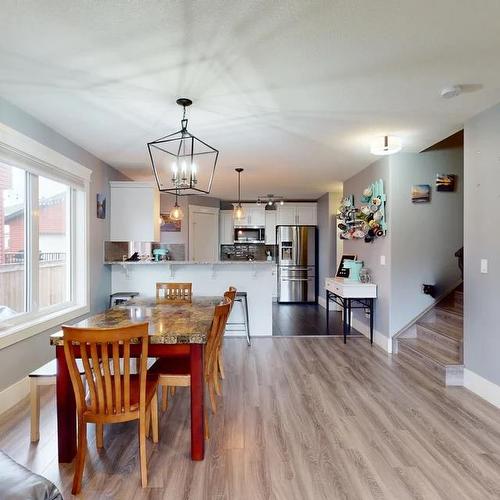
[[481, 259, 488, 274], [380, 255, 386, 266]]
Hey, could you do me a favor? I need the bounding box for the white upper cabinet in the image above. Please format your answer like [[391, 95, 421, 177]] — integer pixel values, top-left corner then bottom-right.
[[110, 182, 160, 241], [276, 205, 296, 225], [234, 203, 265, 226], [219, 210, 234, 245], [265, 210, 277, 244], [276, 203, 317, 226]]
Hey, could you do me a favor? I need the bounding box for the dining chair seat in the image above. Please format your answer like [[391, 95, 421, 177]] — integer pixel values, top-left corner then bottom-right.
[[83, 374, 158, 419]]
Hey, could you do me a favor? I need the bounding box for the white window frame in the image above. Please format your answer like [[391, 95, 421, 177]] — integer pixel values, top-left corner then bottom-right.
[[0, 123, 91, 349]]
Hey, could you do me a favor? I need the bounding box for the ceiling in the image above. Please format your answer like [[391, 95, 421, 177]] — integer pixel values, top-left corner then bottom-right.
[[1, 0, 500, 200]]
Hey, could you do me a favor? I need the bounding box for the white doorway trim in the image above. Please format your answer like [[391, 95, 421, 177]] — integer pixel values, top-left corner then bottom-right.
[[188, 205, 220, 261]]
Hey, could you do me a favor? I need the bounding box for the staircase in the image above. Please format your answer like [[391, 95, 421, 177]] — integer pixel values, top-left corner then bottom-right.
[[395, 284, 463, 385]]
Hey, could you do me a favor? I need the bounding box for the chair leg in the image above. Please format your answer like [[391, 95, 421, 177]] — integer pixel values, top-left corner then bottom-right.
[[30, 378, 40, 442], [161, 385, 168, 411], [72, 418, 87, 495], [213, 370, 221, 396], [204, 407, 209, 440], [145, 406, 151, 438], [151, 393, 159, 444], [96, 424, 104, 448], [218, 350, 225, 380], [209, 383, 217, 415], [139, 413, 148, 488]]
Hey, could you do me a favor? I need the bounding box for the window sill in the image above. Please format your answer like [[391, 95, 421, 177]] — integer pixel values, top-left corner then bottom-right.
[[0, 304, 90, 350]]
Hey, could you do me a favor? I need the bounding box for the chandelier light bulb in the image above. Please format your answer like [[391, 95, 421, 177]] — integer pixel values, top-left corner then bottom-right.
[[280, 200, 284, 205]]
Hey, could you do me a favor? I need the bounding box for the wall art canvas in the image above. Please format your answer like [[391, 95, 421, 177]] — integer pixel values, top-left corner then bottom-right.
[[96, 193, 106, 219], [411, 184, 431, 203], [160, 213, 181, 232], [436, 174, 456, 192]]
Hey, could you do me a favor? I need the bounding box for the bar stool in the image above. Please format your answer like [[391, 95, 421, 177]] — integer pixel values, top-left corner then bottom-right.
[[29, 359, 85, 442], [225, 291, 251, 346]]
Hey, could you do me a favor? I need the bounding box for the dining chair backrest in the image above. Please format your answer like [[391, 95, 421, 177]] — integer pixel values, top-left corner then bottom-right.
[[204, 298, 231, 380], [156, 282, 192, 302], [223, 287, 237, 310], [62, 323, 150, 419]]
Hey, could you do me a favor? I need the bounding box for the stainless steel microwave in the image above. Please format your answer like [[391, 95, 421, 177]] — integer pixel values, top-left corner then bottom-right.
[[234, 226, 265, 243]]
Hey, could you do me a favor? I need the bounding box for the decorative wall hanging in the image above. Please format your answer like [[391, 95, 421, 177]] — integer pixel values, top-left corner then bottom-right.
[[96, 193, 106, 219], [411, 184, 431, 203], [436, 174, 456, 192], [160, 213, 182, 232], [337, 179, 387, 243], [147, 98, 219, 196]]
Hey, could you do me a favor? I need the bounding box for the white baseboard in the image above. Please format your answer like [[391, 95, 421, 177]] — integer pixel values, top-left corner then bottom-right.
[[351, 317, 392, 353], [463, 368, 500, 408], [0, 377, 29, 415], [318, 296, 326, 308]]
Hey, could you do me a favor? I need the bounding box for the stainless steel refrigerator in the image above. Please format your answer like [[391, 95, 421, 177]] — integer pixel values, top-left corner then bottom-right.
[[277, 225, 317, 303]]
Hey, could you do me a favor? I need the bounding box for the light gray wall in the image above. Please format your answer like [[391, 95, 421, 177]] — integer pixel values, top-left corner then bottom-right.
[[390, 150, 463, 334], [463, 103, 500, 386], [343, 157, 392, 336], [317, 192, 342, 300], [0, 97, 128, 391], [342, 149, 463, 340]]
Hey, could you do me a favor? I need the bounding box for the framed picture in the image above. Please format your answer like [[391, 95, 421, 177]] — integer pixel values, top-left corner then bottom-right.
[[436, 174, 456, 192], [411, 184, 431, 203], [336, 254, 357, 278], [160, 213, 181, 232], [96, 193, 106, 219]]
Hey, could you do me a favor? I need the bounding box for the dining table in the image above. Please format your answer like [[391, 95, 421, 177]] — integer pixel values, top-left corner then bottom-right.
[[50, 295, 221, 464]]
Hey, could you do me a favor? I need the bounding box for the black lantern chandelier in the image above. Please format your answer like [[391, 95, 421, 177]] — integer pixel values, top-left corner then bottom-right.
[[147, 98, 219, 196]]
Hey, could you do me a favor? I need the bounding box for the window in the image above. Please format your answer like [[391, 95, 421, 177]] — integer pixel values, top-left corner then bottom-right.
[[0, 160, 88, 335], [38, 176, 71, 308], [0, 164, 26, 319]]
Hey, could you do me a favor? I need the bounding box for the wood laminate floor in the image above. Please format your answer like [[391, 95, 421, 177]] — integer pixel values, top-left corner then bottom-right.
[[273, 303, 362, 336], [2, 338, 500, 499]]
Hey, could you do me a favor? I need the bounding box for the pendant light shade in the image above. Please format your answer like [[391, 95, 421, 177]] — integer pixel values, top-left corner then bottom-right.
[[370, 135, 402, 156], [147, 98, 219, 196], [169, 191, 184, 221], [233, 168, 245, 220]]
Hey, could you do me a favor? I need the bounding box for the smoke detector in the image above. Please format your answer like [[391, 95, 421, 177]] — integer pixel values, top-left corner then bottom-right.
[[441, 85, 462, 99]]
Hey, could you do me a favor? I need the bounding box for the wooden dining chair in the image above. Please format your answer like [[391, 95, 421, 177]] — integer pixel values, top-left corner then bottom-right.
[[217, 287, 237, 382], [62, 323, 159, 494], [149, 298, 232, 436], [156, 282, 192, 302]]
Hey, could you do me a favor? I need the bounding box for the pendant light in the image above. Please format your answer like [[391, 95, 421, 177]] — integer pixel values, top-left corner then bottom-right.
[[233, 168, 244, 220], [169, 190, 184, 221], [370, 135, 402, 156], [147, 98, 219, 196]]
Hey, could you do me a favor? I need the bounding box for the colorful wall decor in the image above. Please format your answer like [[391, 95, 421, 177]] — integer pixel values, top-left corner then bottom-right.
[[160, 213, 182, 232], [411, 184, 431, 203], [96, 193, 106, 219], [436, 174, 456, 192], [337, 179, 387, 243]]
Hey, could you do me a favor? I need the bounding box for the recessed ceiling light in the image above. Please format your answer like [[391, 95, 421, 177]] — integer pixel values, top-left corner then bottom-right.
[[370, 135, 402, 156], [440, 85, 462, 99]]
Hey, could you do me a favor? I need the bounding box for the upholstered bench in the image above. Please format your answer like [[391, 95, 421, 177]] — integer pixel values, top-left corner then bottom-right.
[[0, 450, 62, 499]]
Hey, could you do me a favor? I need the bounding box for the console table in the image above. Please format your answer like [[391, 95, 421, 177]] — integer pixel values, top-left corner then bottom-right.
[[325, 278, 377, 343]]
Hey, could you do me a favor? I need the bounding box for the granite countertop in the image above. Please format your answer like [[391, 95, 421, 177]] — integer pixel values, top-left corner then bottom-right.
[[104, 260, 275, 265], [50, 296, 222, 346]]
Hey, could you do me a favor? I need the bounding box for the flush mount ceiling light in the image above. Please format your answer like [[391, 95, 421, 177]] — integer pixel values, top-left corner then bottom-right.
[[441, 85, 462, 99], [147, 98, 219, 196], [256, 194, 285, 206], [233, 168, 245, 220], [370, 135, 402, 156]]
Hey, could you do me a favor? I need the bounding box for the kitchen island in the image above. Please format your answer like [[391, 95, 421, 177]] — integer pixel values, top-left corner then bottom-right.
[[106, 261, 275, 336]]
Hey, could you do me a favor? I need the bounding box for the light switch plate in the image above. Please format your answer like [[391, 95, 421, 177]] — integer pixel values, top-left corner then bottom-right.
[[481, 259, 488, 274], [380, 255, 386, 266]]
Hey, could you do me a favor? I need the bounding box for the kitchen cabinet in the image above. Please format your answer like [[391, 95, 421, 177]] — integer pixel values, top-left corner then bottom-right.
[[265, 210, 277, 244], [219, 210, 234, 245], [276, 203, 317, 226], [110, 182, 160, 241], [234, 204, 265, 226]]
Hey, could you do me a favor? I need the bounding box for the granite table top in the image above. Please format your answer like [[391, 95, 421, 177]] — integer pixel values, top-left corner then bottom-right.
[[50, 296, 222, 346]]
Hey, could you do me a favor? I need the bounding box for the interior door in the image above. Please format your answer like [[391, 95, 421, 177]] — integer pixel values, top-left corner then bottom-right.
[[189, 206, 219, 261]]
